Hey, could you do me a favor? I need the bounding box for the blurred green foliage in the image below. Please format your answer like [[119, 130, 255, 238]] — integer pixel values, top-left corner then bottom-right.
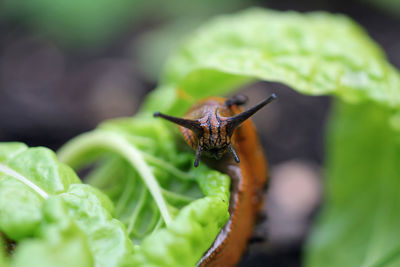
[[0, 0, 140, 48], [306, 101, 400, 267], [0, 0, 248, 50], [133, 0, 250, 80]]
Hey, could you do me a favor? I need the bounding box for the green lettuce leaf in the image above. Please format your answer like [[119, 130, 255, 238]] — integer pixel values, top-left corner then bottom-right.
[[127, 168, 229, 267], [0, 143, 134, 267], [142, 8, 400, 116], [0, 143, 79, 240], [58, 118, 230, 266], [11, 199, 94, 267], [305, 102, 400, 267]]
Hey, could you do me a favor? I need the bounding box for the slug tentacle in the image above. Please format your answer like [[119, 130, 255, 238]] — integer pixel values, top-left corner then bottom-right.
[[153, 111, 202, 134], [228, 144, 240, 163], [226, 93, 277, 132], [194, 145, 203, 167], [225, 94, 249, 107]]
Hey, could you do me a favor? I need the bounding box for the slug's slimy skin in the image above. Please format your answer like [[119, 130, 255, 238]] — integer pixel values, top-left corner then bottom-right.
[[154, 94, 276, 266]]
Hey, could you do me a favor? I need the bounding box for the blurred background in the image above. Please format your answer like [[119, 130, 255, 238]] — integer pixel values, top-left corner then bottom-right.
[[0, 0, 399, 266]]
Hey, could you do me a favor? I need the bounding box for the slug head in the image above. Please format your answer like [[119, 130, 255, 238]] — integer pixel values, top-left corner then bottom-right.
[[154, 93, 276, 167]]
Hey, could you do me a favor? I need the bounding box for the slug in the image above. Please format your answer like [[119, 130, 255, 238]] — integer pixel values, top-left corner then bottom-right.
[[154, 93, 276, 266]]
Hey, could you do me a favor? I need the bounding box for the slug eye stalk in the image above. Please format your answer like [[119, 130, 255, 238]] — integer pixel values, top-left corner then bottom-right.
[[153, 112, 202, 134], [225, 93, 277, 132]]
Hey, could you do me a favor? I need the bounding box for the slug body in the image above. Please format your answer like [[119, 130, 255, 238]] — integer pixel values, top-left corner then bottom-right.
[[154, 94, 276, 266]]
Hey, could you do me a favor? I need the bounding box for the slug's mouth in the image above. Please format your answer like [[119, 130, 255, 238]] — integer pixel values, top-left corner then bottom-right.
[[204, 147, 228, 160]]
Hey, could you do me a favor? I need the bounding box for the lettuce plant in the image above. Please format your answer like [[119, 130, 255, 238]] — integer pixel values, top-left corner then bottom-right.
[[1, 7, 400, 267], [57, 120, 230, 266]]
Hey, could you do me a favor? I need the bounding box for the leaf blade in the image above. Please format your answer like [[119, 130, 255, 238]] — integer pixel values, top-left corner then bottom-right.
[[142, 8, 400, 116], [305, 102, 400, 267]]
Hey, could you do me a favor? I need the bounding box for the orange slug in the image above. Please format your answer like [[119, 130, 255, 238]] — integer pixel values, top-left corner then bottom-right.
[[154, 93, 276, 266]]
